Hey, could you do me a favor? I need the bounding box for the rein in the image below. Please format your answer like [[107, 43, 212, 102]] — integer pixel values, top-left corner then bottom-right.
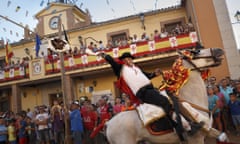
[[159, 50, 217, 114], [179, 98, 210, 113], [178, 48, 217, 73]]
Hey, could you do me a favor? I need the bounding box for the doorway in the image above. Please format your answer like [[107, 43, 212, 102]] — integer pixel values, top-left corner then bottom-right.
[[49, 93, 63, 106]]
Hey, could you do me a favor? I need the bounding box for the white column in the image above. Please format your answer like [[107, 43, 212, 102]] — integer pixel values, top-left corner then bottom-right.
[[213, 0, 240, 79]]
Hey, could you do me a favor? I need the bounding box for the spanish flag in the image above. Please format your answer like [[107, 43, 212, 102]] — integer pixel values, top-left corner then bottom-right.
[[5, 42, 14, 64]]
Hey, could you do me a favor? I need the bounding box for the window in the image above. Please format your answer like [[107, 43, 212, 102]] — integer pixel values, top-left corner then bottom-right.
[[0, 58, 5, 69], [111, 33, 127, 47], [111, 33, 127, 44], [106, 29, 129, 47], [160, 17, 186, 33], [164, 21, 182, 33]]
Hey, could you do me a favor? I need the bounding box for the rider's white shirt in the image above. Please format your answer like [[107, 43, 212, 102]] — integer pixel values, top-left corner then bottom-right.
[[122, 65, 151, 95]]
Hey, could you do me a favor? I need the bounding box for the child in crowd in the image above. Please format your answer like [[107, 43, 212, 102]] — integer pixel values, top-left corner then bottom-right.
[[207, 86, 222, 132], [228, 92, 240, 135], [121, 97, 135, 111], [7, 119, 16, 144], [0, 117, 7, 144], [25, 117, 36, 144], [17, 114, 27, 144]]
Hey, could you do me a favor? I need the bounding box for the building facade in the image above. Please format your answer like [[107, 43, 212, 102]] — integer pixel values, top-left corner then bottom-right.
[[0, 1, 231, 112]]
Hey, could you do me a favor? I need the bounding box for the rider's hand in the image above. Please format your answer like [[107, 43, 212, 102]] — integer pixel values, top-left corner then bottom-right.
[[97, 52, 106, 58]]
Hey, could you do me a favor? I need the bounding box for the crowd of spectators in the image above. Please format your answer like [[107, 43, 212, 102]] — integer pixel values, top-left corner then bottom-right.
[[0, 74, 239, 144], [0, 57, 30, 71], [39, 22, 195, 65], [0, 91, 140, 144], [0, 22, 195, 71], [206, 76, 240, 136], [73, 22, 195, 54]]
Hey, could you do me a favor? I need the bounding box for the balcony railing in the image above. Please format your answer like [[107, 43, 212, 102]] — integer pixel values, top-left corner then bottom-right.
[[0, 65, 29, 82], [0, 32, 198, 83]]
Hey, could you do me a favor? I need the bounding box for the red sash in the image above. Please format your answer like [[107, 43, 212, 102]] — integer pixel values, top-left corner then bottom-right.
[[116, 76, 140, 105]]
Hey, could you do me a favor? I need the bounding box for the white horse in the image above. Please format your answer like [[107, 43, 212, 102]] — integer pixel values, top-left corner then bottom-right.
[[106, 48, 224, 144]]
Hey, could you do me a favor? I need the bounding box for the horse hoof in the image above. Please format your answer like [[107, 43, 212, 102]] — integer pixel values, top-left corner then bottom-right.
[[217, 132, 229, 142]]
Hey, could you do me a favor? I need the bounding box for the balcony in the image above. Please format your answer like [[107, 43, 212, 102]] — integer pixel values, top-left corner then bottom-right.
[[0, 32, 198, 84]]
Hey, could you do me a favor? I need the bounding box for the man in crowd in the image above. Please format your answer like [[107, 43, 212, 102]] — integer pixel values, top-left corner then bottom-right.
[[35, 106, 50, 144], [69, 100, 84, 144]]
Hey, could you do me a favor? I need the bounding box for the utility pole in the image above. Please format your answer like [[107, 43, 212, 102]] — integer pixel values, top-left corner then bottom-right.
[[57, 16, 72, 144]]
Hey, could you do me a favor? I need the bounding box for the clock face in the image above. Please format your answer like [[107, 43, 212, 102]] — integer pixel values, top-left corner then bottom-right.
[[49, 16, 59, 29], [33, 62, 41, 74]]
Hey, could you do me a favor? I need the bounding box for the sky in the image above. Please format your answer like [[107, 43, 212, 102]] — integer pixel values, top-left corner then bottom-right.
[[0, 0, 239, 48]]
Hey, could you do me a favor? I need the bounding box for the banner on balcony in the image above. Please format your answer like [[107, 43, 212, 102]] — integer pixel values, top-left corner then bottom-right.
[[19, 66, 25, 76], [130, 44, 137, 54], [148, 41, 155, 51], [0, 70, 4, 79], [9, 68, 15, 78], [189, 32, 198, 43], [96, 55, 102, 61], [81, 55, 88, 64], [68, 57, 75, 67], [57, 60, 61, 69], [112, 48, 119, 58], [169, 37, 178, 47]]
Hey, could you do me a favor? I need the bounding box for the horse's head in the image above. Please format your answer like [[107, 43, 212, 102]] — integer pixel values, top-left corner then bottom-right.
[[178, 48, 224, 71]]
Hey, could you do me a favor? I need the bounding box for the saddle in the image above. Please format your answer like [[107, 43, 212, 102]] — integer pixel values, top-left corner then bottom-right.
[[136, 100, 211, 136], [136, 103, 174, 135], [146, 117, 174, 135]]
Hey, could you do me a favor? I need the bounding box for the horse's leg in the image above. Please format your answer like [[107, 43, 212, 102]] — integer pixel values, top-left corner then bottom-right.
[[186, 132, 205, 144]]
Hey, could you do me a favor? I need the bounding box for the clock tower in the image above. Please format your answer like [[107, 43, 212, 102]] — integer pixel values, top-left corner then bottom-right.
[[35, 2, 91, 36]]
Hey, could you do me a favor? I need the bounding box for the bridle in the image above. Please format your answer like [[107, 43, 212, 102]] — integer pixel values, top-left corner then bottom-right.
[[159, 48, 223, 94], [178, 48, 220, 73]]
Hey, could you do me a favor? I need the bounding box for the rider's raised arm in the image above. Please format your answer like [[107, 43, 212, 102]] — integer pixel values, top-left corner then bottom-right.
[[101, 53, 122, 78]]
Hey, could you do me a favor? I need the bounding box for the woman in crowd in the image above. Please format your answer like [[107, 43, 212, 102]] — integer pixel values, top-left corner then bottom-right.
[[113, 97, 122, 115]]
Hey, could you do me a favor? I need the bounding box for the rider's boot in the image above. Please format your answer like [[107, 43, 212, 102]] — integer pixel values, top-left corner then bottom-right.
[[187, 121, 205, 136], [171, 112, 204, 136]]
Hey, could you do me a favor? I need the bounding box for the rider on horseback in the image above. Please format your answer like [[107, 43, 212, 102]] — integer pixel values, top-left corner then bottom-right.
[[99, 52, 203, 137]]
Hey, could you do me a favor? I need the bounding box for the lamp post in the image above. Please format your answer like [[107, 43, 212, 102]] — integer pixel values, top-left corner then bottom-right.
[[232, 10, 240, 51], [139, 13, 146, 30], [234, 10, 240, 23]]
